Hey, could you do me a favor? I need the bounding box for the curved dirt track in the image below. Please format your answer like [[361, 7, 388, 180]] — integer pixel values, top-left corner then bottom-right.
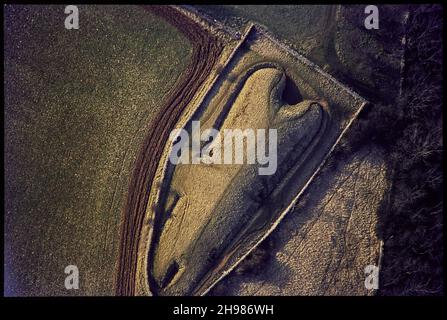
[[115, 5, 224, 296]]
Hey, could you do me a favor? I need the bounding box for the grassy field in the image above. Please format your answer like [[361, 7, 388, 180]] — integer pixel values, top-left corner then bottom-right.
[[4, 5, 441, 297], [196, 5, 336, 64], [196, 5, 407, 104], [4, 5, 192, 296], [210, 147, 387, 296]]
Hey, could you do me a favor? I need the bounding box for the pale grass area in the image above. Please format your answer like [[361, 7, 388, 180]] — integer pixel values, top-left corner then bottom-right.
[[214, 147, 387, 295]]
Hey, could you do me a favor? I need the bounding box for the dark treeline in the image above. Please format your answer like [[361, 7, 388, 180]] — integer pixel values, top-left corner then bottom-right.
[[335, 4, 443, 295]]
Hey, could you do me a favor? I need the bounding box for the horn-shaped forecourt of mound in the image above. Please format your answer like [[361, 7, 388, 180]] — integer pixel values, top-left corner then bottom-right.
[[149, 63, 328, 295]]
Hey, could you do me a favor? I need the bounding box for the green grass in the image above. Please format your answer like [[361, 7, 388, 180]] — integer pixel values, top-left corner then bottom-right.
[[4, 5, 192, 296], [196, 5, 406, 103]]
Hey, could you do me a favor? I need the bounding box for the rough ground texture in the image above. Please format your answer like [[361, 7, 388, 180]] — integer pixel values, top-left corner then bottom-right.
[[151, 66, 328, 295], [210, 147, 387, 295], [198, 4, 442, 296], [116, 6, 224, 296], [195, 5, 408, 104], [145, 22, 367, 296]]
